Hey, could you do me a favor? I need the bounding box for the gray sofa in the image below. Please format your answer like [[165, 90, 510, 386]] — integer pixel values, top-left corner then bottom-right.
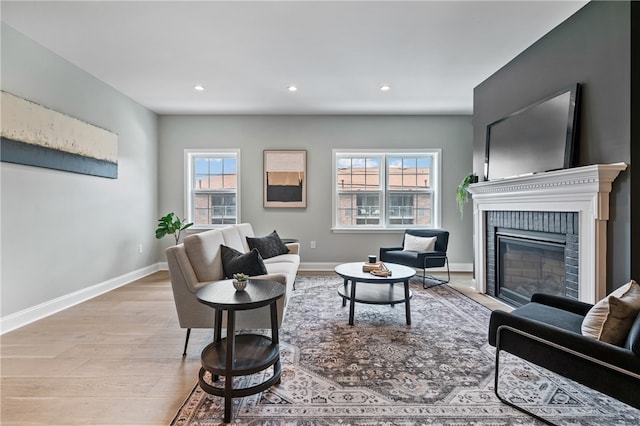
[[165, 223, 300, 355]]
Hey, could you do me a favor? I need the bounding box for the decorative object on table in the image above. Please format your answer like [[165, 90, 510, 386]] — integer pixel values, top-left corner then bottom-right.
[[155, 212, 193, 245], [368, 254, 377, 264], [369, 262, 392, 277], [232, 273, 248, 291], [1, 91, 118, 179], [263, 150, 307, 208], [456, 172, 478, 218], [172, 276, 640, 425], [362, 262, 382, 272]]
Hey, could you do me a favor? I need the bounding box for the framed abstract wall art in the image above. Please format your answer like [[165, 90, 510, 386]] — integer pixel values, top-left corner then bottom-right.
[[263, 150, 306, 208]]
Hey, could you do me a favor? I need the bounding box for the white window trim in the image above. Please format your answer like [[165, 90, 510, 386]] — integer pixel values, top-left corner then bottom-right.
[[184, 149, 241, 229], [332, 149, 441, 232]]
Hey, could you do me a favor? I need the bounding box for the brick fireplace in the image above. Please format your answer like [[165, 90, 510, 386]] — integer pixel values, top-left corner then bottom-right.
[[467, 163, 626, 304]]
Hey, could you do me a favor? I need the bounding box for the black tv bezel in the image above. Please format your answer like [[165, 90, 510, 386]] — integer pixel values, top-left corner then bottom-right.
[[483, 83, 581, 181]]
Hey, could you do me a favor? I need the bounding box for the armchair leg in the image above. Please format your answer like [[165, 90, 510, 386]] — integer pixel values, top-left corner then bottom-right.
[[421, 257, 450, 289], [182, 328, 191, 357], [494, 330, 555, 425]]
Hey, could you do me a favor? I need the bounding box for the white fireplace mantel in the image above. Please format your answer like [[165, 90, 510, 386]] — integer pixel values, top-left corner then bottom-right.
[[467, 162, 627, 303]]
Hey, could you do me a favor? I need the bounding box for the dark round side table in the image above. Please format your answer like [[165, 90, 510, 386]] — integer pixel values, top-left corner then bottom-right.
[[195, 279, 285, 424]]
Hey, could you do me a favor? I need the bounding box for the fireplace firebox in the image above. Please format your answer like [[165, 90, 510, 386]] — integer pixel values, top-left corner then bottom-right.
[[486, 211, 579, 307], [496, 229, 567, 306]]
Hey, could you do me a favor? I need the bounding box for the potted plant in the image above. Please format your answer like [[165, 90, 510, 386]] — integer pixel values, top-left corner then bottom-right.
[[456, 173, 478, 219], [155, 212, 193, 245], [232, 273, 248, 291]]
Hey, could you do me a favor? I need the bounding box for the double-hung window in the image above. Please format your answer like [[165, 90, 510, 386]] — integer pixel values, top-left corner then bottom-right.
[[333, 149, 440, 230], [185, 150, 240, 227]]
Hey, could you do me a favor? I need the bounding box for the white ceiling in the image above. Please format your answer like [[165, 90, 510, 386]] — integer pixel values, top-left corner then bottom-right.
[[1, 1, 588, 115]]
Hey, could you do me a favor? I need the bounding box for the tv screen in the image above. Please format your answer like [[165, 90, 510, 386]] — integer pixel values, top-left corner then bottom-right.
[[484, 84, 580, 181]]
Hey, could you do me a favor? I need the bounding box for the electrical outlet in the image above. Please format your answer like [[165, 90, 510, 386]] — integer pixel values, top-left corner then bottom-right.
[[138, 244, 143, 254], [310, 241, 316, 249]]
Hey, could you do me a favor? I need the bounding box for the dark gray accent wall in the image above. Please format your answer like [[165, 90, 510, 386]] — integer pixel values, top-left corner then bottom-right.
[[473, 1, 636, 291], [632, 2, 640, 282]]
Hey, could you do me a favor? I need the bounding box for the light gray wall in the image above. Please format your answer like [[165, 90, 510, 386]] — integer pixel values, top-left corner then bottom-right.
[[158, 115, 473, 268], [1, 24, 158, 318]]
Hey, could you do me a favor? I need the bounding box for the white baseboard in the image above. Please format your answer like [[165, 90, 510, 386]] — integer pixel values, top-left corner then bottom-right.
[[0, 264, 162, 335]]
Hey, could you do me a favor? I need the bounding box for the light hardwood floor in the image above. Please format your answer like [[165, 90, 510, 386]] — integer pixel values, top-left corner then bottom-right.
[[1, 271, 506, 425]]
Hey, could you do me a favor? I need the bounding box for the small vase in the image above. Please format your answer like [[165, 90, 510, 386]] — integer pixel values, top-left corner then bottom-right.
[[233, 279, 247, 291]]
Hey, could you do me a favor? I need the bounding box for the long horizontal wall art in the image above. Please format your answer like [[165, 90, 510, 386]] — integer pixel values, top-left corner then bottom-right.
[[0, 91, 118, 178]]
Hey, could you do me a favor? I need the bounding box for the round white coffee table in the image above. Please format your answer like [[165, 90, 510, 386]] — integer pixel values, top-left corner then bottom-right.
[[335, 262, 416, 326]]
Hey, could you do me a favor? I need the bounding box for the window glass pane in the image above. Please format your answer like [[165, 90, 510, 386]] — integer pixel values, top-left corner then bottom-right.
[[417, 156, 431, 188], [194, 194, 211, 225], [388, 192, 432, 225], [209, 159, 224, 190], [337, 193, 356, 226], [356, 194, 380, 224], [194, 157, 210, 189], [223, 158, 237, 189], [337, 158, 354, 190]]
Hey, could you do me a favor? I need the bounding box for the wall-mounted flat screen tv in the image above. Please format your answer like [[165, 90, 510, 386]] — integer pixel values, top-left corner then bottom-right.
[[484, 84, 580, 181]]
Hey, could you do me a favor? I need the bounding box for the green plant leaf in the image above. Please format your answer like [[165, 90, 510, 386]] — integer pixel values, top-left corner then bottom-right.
[[456, 173, 477, 219], [155, 212, 194, 243]]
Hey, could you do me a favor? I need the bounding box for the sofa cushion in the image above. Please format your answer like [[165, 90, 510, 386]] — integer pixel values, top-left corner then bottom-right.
[[235, 223, 255, 252], [263, 253, 300, 264], [246, 230, 289, 259], [220, 245, 268, 278], [220, 225, 245, 253], [403, 234, 436, 253], [183, 229, 226, 282], [512, 302, 585, 334], [582, 280, 640, 345]]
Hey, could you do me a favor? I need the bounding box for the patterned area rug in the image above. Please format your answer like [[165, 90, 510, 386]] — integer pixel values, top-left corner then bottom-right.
[[172, 275, 640, 425]]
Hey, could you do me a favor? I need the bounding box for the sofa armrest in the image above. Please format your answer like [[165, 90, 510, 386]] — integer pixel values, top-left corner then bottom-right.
[[286, 242, 300, 255], [530, 293, 593, 316]]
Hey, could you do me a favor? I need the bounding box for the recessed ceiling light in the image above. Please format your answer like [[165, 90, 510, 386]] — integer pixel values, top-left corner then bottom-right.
[[380, 84, 391, 92], [194, 85, 205, 91], [288, 85, 298, 92]]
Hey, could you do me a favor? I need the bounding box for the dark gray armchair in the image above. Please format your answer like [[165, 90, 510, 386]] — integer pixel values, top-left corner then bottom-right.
[[488, 293, 640, 425], [379, 229, 450, 288]]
